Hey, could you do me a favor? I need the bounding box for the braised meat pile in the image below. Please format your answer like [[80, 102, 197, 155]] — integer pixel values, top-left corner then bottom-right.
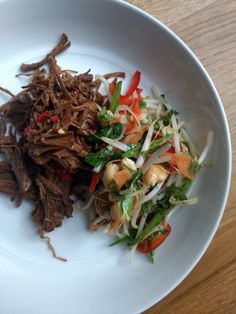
[[0, 34, 112, 239]]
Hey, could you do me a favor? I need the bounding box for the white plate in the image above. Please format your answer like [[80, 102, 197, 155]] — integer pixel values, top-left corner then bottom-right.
[[0, 1, 231, 313]]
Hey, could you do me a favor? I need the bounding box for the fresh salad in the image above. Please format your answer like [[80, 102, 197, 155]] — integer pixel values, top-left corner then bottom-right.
[[83, 70, 213, 262]]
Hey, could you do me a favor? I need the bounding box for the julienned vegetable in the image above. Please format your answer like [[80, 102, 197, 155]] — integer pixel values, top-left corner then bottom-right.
[[82, 69, 213, 262]]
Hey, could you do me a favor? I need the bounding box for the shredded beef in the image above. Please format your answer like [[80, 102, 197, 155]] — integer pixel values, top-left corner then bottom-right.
[[0, 161, 21, 206], [0, 33, 125, 260]]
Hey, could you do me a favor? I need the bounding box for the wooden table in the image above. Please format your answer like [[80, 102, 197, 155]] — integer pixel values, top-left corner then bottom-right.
[[128, 1, 236, 313]]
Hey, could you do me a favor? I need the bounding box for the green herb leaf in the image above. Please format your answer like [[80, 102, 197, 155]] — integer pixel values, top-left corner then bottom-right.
[[122, 144, 141, 158], [110, 81, 122, 113], [169, 177, 192, 200], [98, 107, 113, 123], [109, 123, 124, 139], [154, 121, 160, 131], [109, 228, 138, 247], [133, 207, 171, 244], [128, 228, 138, 243], [98, 123, 124, 139], [149, 134, 172, 152], [124, 170, 143, 189], [141, 202, 151, 215], [141, 150, 147, 158], [189, 160, 201, 175], [160, 94, 169, 110], [119, 196, 133, 221], [157, 177, 192, 210], [109, 236, 129, 247], [161, 109, 179, 126], [89, 123, 124, 146], [85, 147, 120, 168], [139, 100, 146, 108]]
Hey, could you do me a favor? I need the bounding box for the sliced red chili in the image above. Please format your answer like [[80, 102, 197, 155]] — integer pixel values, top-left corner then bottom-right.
[[89, 172, 101, 193], [119, 94, 134, 105], [57, 168, 72, 182], [162, 145, 178, 172], [165, 163, 178, 173], [136, 87, 142, 99], [126, 70, 141, 97], [166, 145, 175, 153], [137, 224, 171, 254], [50, 115, 58, 124], [36, 111, 50, 123]]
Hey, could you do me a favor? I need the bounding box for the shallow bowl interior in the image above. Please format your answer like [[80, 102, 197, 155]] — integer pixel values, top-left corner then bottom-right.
[[0, 1, 231, 314]]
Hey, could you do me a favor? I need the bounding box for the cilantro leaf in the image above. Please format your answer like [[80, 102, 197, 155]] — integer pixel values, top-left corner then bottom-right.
[[98, 123, 124, 139], [85, 147, 120, 168], [88, 123, 124, 147], [98, 107, 113, 123]]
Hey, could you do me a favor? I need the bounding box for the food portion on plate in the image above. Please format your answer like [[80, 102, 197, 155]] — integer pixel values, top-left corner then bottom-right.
[[0, 34, 213, 262]]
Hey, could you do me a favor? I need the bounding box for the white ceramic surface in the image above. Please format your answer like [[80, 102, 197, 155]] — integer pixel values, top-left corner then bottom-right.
[[0, 1, 231, 313]]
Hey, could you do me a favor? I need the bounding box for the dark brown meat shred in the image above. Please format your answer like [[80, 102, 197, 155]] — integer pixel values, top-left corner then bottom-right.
[[0, 91, 34, 131], [0, 161, 21, 206], [0, 33, 123, 260], [32, 170, 73, 232], [20, 33, 71, 72]]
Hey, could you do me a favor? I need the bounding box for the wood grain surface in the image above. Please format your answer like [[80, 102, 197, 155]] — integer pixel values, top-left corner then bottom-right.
[[128, 1, 236, 313]]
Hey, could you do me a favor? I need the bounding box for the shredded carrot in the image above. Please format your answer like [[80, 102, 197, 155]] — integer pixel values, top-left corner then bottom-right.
[[173, 154, 194, 179], [113, 168, 133, 189], [124, 127, 146, 144], [163, 153, 194, 179]]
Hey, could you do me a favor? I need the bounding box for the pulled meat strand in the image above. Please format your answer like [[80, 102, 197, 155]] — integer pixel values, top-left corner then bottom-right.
[[20, 33, 71, 72], [39, 228, 67, 262], [103, 72, 126, 79], [0, 86, 15, 97]]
